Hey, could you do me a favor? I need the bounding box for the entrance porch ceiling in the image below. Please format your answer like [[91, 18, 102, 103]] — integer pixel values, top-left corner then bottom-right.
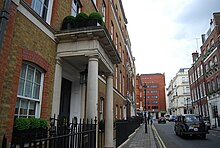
[[62, 55, 113, 74], [55, 26, 121, 74], [55, 26, 121, 64]]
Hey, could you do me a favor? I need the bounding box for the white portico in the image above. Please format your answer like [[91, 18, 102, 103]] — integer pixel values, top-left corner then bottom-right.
[[52, 26, 120, 148]]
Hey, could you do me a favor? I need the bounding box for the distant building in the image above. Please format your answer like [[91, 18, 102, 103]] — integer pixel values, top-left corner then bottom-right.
[[189, 12, 220, 128], [139, 73, 166, 118], [167, 68, 192, 116], [136, 74, 143, 114]]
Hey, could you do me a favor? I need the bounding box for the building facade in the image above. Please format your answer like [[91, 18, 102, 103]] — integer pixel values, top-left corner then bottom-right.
[[188, 52, 209, 117], [189, 12, 220, 128], [167, 68, 192, 116], [135, 74, 143, 114], [139, 73, 166, 118], [0, 0, 135, 147]]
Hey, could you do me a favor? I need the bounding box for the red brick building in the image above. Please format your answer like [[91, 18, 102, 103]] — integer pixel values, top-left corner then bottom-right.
[[139, 73, 166, 118], [0, 0, 135, 147], [135, 74, 143, 114], [189, 12, 220, 128]]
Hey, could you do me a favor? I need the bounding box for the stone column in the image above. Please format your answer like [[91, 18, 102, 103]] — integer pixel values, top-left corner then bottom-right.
[[86, 57, 99, 119], [105, 74, 114, 148], [80, 72, 87, 119], [52, 57, 62, 117]]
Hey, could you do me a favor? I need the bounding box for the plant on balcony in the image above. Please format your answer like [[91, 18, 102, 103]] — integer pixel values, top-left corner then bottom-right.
[[61, 16, 75, 30], [75, 12, 89, 27], [88, 12, 104, 26]]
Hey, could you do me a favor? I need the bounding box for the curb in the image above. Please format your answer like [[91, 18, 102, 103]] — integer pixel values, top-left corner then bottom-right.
[[151, 124, 166, 148]]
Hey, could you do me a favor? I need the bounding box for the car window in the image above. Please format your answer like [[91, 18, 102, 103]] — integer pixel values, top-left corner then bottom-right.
[[185, 115, 200, 122]]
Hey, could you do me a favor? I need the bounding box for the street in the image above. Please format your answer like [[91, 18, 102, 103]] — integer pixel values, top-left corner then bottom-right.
[[153, 121, 220, 148]]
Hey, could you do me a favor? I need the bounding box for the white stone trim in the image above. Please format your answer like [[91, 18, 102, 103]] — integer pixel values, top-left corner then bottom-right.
[[17, 2, 55, 40]]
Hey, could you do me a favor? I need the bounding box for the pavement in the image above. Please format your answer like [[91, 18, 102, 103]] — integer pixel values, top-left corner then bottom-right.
[[117, 122, 220, 148], [119, 123, 157, 148]]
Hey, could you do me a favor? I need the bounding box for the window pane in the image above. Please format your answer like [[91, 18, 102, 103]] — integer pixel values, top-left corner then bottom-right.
[[29, 101, 36, 115], [42, 0, 49, 20], [35, 70, 41, 84], [33, 84, 40, 99], [15, 99, 20, 114], [25, 81, 33, 97], [20, 99, 28, 115], [21, 63, 27, 79], [27, 66, 34, 81], [18, 79, 25, 96], [35, 0, 43, 15], [16, 62, 43, 118], [71, 0, 77, 16]]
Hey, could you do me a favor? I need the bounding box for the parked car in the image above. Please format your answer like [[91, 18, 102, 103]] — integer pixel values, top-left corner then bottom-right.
[[202, 116, 211, 130], [174, 114, 209, 139], [168, 115, 176, 122], [158, 117, 166, 124], [165, 114, 170, 120]]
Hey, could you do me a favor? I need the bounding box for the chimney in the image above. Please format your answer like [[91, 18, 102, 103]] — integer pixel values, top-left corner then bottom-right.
[[201, 34, 206, 44], [192, 52, 199, 62], [210, 19, 213, 25]]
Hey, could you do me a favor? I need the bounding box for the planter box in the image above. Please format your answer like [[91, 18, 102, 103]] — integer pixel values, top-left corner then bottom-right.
[[11, 127, 48, 145]]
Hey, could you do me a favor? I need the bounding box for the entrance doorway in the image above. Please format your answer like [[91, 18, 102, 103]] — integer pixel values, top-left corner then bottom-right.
[[59, 78, 72, 118]]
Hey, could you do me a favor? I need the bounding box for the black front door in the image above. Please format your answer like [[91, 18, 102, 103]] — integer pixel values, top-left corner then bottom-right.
[[59, 78, 72, 118]]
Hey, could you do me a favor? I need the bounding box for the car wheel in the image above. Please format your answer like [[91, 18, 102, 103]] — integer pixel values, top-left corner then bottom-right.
[[180, 130, 185, 138]]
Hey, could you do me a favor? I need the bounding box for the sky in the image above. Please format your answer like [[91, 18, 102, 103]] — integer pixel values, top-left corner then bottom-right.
[[122, 0, 220, 85]]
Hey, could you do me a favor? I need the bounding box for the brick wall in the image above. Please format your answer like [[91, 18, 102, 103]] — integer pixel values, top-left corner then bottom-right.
[[0, 4, 56, 145]]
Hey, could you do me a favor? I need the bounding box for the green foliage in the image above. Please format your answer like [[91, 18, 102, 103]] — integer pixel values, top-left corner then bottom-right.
[[39, 118, 48, 128], [75, 12, 89, 27], [63, 16, 75, 22], [62, 16, 75, 29], [14, 117, 48, 130], [29, 118, 41, 129], [14, 118, 30, 130], [89, 12, 103, 26]]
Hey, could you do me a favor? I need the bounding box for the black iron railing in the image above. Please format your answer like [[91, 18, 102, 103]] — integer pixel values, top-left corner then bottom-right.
[[115, 116, 142, 147], [11, 115, 97, 148]]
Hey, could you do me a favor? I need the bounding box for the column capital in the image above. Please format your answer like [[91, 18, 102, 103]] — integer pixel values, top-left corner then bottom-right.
[[88, 55, 99, 62], [56, 57, 63, 65], [105, 73, 114, 78]]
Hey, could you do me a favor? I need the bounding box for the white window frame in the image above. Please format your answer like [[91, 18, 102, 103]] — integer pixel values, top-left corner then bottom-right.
[[122, 75, 124, 95], [203, 82, 206, 96], [71, 0, 81, 17], [115, 34, 118, 50], [100, 98, 104, 121], [115, 66, 118, 89], [201, 64, 203, 75], [15, 62, 44, 118], [93, 0, 96, 5], [111, 21, 114, 40], [119, 71, 122, 93], [31, 0, 53, 24], [102, 1, 106, 22]]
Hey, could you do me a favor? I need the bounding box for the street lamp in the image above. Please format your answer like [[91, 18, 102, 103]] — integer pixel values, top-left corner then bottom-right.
[[144, 83, 148, 133]]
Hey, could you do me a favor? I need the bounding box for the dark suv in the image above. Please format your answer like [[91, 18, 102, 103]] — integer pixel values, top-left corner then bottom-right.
[[174, 114, 209, 139]]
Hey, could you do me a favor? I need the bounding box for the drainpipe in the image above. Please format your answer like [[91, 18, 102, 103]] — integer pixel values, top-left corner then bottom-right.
[[0, 0, 11, 50]]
